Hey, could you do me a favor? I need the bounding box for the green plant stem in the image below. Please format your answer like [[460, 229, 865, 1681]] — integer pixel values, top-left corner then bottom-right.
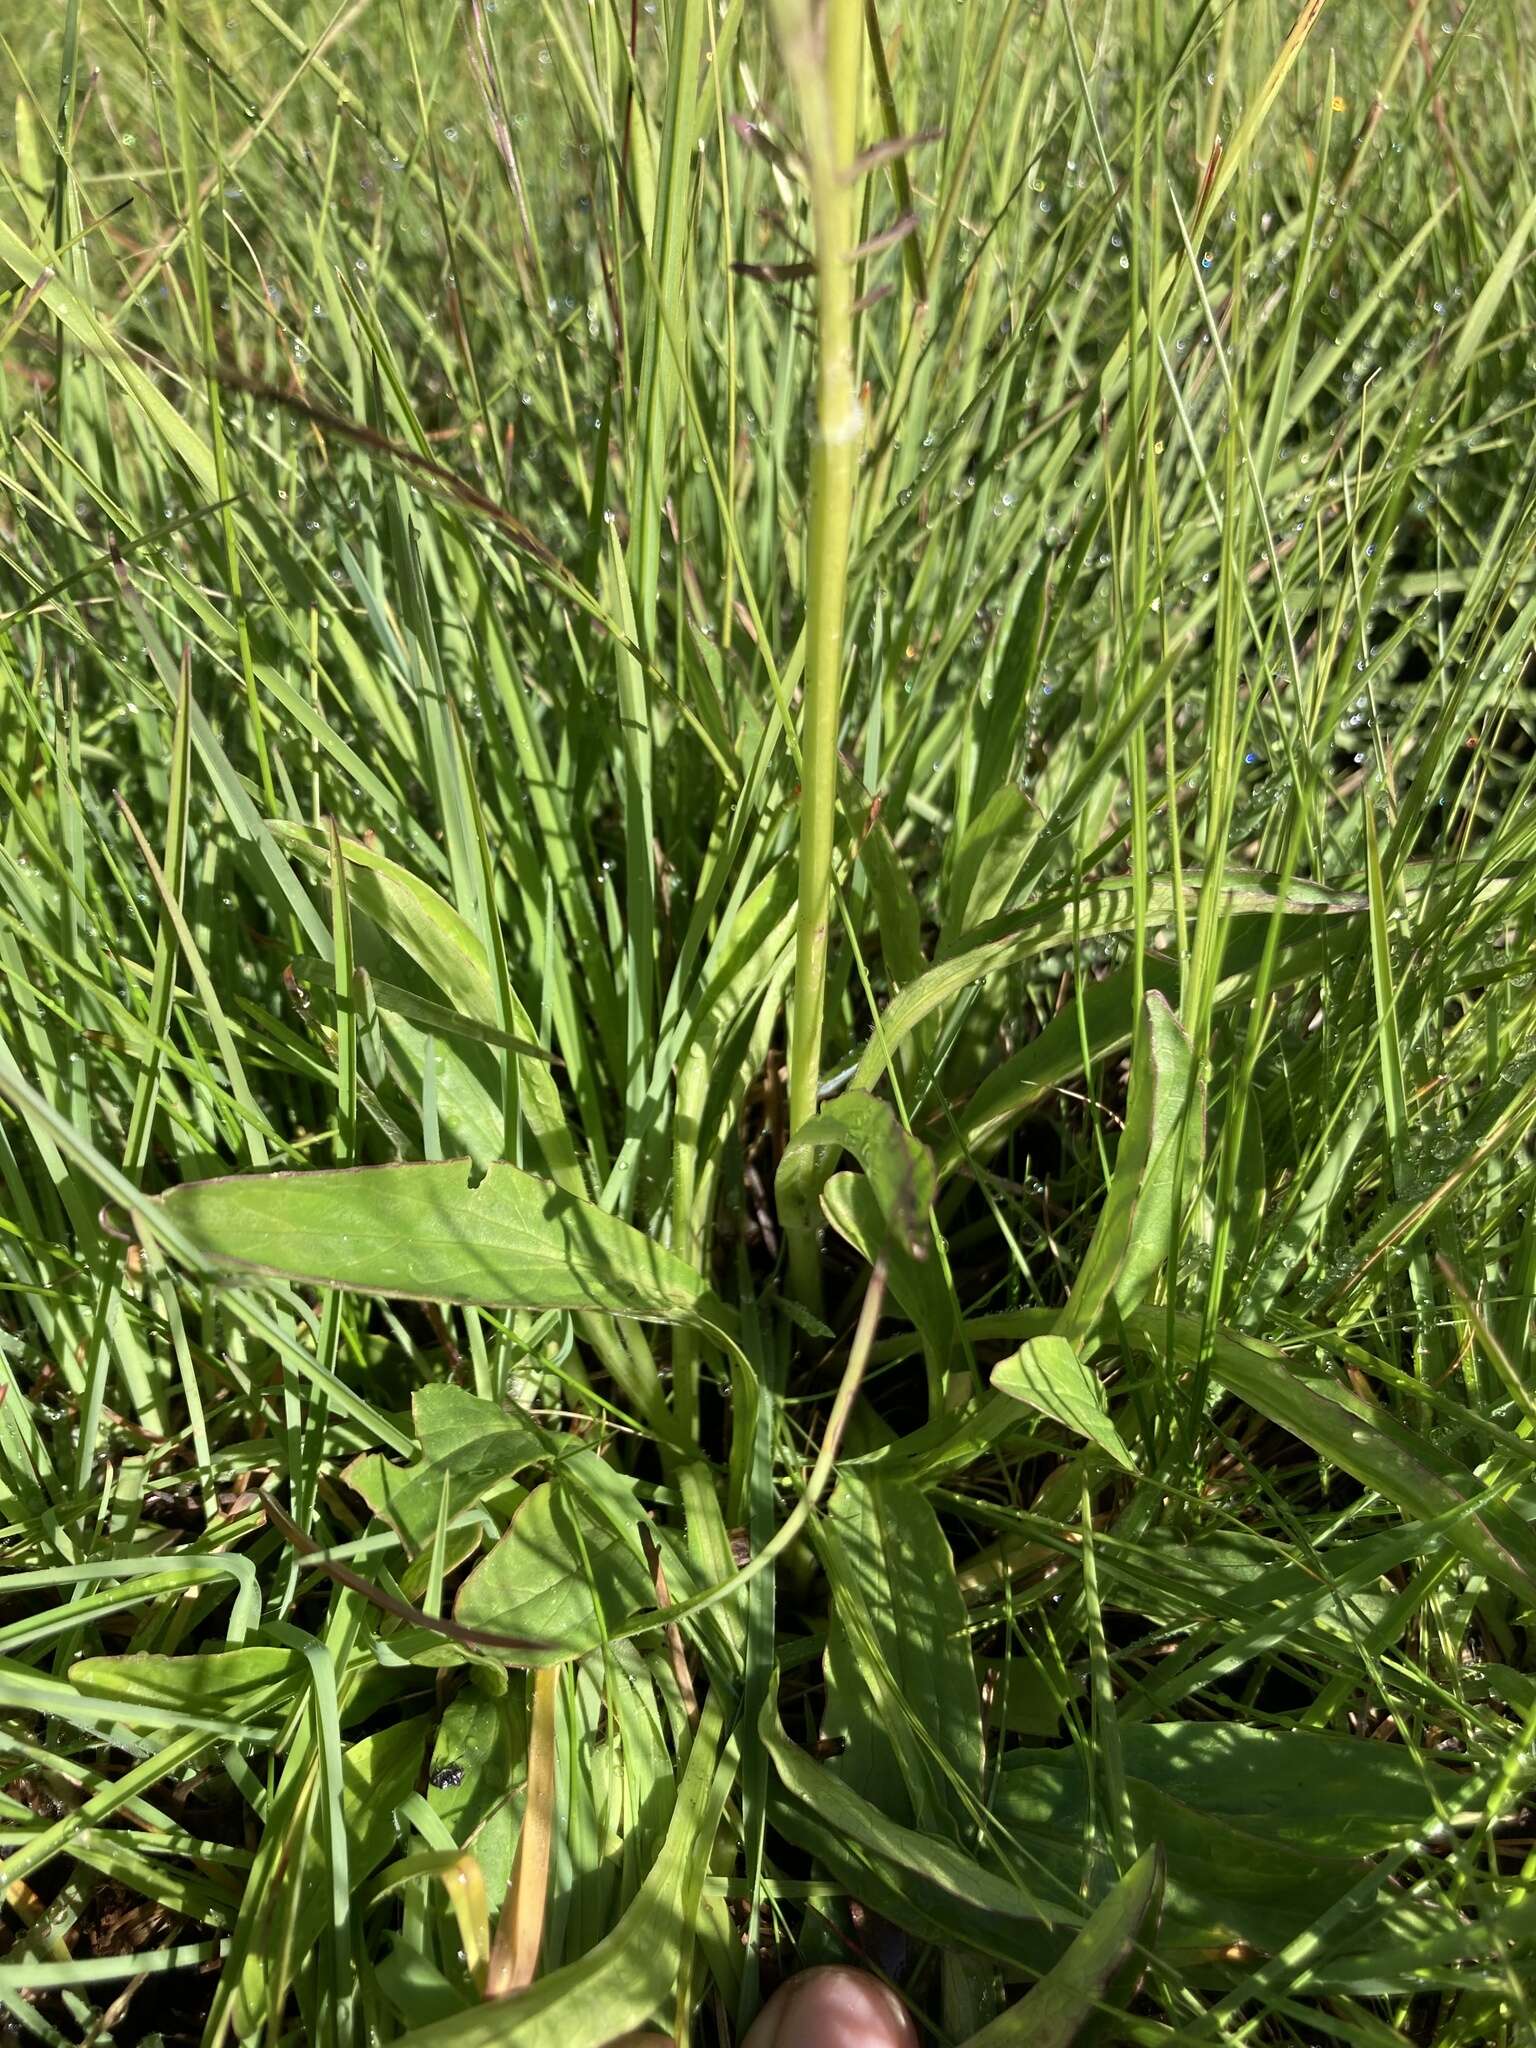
[[784, 0, 865, 1306]]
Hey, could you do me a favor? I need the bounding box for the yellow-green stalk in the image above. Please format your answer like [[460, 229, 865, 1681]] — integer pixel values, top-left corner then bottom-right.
[[777, 0, 865, 1305]]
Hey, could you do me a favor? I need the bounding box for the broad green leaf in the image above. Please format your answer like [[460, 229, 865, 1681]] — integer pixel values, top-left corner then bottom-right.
[[377, 1946, 468, 2031], [820, 1469, 983, 1835], [427, 1689, 527, 1909], [777, 1087, 935, 1253], [414, 1386, 533, 1463], [991, 1336, 1135, 1471], [156, 1158, 735, 1334], [270, 830, 499, 1047], [345, 1432, 537, 1554], [287, 954, 538, 1169], [1060, 994, 1200, 1343], [378, 1002, 505, 1170], [399, 1697, 733, 2046], [454, 1454, 656, 1665], [992, 1722, 1463, 1965], [346, 1385, 541, 1551], [961, 1846, 1163, 2048]]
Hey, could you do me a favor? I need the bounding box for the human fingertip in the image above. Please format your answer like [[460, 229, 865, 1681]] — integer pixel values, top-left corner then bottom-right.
[[741, 1965, 919, 2048]]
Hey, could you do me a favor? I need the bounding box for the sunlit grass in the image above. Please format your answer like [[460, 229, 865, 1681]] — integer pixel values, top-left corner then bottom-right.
[[2, 1, 1536, 2042]]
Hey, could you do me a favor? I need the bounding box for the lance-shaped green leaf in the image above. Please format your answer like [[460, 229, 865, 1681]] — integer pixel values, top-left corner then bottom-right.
[[70, 1647, 307, 1725], [274, 827, 582, 1192], [1449, 183, 1536, 383], [820, 1468, 984, 1835], [852, 874, 1363, 1095], [1130, 1310, 1536, 1608], [777, 1088, 934, 1252], [1060, 994, 1201, 1344], [991, 1720, 1465, 1967], [761, 1684, 1075, 1973], [0, 218, 217, 494], [155, 1159, 736, 1337], [780, 1090, 957, 1371], [991, 1335, 1135, 1471]]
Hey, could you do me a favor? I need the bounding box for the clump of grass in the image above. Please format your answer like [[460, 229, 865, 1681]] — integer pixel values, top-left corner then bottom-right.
[[3, 2, 1536, 2044]]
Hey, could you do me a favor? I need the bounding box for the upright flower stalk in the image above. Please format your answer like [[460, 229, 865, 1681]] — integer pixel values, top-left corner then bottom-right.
[[778, 0, 865, 1305]]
